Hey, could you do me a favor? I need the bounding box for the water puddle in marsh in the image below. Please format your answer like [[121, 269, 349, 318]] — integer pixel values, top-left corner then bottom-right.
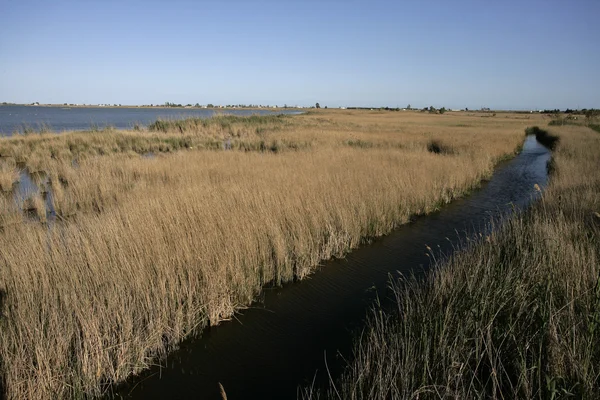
[[111, 135, 551, 400], [2, 167, 57, 223]]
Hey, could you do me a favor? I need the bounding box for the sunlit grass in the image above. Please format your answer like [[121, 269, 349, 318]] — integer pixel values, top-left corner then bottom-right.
[[303, 125, 600, 399], [0, 110, 541, 399], [0, 158, 19, 192]]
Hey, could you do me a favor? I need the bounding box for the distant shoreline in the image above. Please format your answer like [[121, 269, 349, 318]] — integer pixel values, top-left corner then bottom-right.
[[0, 103, 300, 111], [2, 104, 594, 113], [0, 106, 305, 136]]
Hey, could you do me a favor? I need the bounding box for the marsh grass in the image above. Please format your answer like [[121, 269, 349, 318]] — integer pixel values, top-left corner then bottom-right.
[[0, 196, 22, 228], [426, 139, 454, 154], [0, 114, 302, 171], [0, 110, 544, 399], [148, 113, 289, 133], [304, 125, 600, 399], [15, 122, 53, 136], [345, 139, 374, 149], [0, 159, 20, 192], [22, 191, 47, 223]]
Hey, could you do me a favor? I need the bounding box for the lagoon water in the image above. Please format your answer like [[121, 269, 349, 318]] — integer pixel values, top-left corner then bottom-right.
[[0, 105, 299, 136]]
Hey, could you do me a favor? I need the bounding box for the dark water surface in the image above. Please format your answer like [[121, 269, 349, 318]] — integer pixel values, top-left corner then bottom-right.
[[112, 136, 551, 400], [0, 105, 300, 135]]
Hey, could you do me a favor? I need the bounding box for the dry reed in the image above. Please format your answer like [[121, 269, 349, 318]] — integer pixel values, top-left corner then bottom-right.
[[22, 192, 47, 223], [0, 159, 19, 192], [304, 124, 600, 399], [0, 110, 539, 398]]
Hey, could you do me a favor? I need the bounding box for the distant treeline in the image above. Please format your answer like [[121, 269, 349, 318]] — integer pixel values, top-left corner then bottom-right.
[[347, 107, 404, 111], [540, 108, 599, 115], [161, 102, 299, 108]]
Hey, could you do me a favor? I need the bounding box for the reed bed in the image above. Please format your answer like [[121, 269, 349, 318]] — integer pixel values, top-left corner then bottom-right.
[[0, 114, 296, 171], [0, 196, 22, 227], [22, 192, 47, 223], [0, 110, 538, 398], [304, 124, 600, 399], [0, 159, 20, 192]]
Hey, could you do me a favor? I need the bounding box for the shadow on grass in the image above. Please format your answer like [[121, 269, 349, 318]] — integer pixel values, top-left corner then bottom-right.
[[525, 126, 560, 150]]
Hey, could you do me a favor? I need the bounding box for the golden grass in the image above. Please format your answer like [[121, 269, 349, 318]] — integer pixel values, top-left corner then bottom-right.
[[0, 114, 295, 170], [306, 124, 600, 399], [0, 159, 20, 192], [0, 196, 22, 227], [0, 110, 543, 398]]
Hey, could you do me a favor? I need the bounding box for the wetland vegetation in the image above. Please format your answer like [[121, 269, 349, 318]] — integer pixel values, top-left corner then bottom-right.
[[303, 124, 600, 399], [0, 110, 579, 398]]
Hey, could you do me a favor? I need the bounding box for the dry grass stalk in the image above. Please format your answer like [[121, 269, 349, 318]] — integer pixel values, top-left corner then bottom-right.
[[0, 159, 20, 192], [0, 196, 23, 228], [218, 382, 228, 400]]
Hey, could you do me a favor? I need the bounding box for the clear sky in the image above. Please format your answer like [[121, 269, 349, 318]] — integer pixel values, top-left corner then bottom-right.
[[1, 0, 598, 109]]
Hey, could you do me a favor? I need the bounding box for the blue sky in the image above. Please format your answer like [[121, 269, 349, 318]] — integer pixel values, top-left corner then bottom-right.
[[1, 0, 598, 109]]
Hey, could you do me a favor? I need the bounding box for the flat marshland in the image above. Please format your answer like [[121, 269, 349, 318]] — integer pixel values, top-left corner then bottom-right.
[[305, 124, 600, 399], [0, 110, 544, 398]]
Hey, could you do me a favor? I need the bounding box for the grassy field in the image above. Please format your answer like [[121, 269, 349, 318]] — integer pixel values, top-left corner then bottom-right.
[[304, 124, 600, 399], [0, 110, 543, 398]]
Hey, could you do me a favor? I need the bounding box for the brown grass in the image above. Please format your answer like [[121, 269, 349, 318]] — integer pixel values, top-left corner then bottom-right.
[[0, 158, 20, 192], [0, 110, 542, 398], [0, 196, 22, 227], [22, 192, 47, 223], [304, 124, 600, 399], [0, 114, 296, 170]]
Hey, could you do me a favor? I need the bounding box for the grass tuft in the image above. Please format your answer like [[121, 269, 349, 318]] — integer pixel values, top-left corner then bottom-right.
[[22, 192, 47, 223], [0, 159, 20, 192], [426, 139, 454, 154]]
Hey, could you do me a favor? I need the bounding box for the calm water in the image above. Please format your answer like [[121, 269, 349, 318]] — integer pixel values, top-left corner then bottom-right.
[[110, 136, 551, 399], [0, 105, 300, 135]]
